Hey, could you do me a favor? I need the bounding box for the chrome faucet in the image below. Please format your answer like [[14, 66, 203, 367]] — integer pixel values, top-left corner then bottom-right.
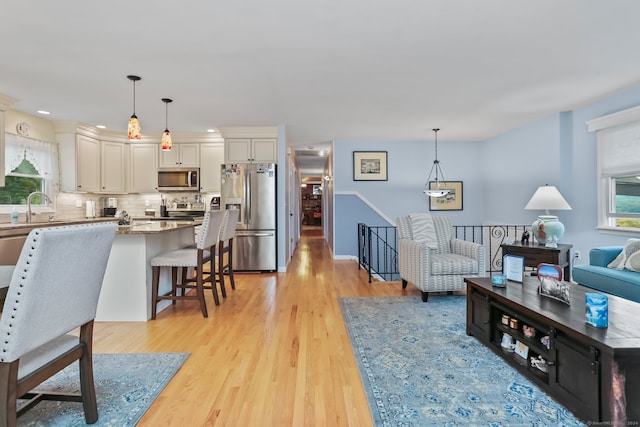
[[26, 192, 52, 223]]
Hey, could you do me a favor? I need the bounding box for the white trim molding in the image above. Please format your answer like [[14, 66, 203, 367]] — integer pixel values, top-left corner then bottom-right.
[[335, 190, 395, 225], [586, 104, 640, 132]]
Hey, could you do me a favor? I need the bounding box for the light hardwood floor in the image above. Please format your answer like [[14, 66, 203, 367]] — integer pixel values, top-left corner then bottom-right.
[[93, 226, 421, 426]]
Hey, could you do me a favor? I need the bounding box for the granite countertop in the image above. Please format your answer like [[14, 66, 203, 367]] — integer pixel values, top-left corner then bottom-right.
[[0, 218, 194, 237], [116, 220, 196, 234]]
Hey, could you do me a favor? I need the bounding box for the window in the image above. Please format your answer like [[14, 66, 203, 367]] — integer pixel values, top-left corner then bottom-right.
[[592, 114, 640, 231], [607, 176, 640, 229], [0, 134, 59, 206]]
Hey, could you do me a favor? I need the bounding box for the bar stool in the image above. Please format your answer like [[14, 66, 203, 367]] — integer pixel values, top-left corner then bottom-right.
[[215, 209, 239, 297], [150, 210, 224, 319]]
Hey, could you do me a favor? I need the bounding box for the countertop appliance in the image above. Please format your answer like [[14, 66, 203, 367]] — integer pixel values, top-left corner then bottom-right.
[[221, 163, 277, 272], [101, 197, 117, 217], [157, 168, 200, 191]]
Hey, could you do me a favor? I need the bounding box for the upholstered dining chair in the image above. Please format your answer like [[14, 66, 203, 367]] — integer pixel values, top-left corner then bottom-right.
[[396, 214, 486, 302], [150, 210, 224, 319], [0, 222, 117, 426]]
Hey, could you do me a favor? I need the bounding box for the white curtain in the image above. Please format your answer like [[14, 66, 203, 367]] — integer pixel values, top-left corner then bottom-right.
[[4, 134, 60, 195]]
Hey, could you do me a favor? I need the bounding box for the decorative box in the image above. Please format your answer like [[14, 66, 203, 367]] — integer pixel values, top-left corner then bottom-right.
[[586, 293, 608, 328], [491, 274, 506, 287]]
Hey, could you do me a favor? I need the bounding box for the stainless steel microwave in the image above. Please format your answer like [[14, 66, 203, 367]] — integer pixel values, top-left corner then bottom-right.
[[157, 168, 200, 191]]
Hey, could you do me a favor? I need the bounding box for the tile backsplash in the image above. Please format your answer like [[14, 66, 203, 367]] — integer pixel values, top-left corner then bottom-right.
[[2, 191, 220, 223]]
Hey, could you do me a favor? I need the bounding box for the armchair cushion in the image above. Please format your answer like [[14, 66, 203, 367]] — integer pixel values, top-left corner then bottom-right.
[[408, 213, 438, 249], [430, 254, 479, 275]]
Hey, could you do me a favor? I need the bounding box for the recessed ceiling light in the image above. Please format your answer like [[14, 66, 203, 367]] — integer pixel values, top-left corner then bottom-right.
[[37, 110, 50, 115], [96, 125, 106, 129], [207, 128, 217, 133]]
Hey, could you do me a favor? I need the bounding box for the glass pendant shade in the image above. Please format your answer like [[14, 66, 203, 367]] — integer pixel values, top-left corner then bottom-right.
[[127, 75, 142, 140], [128, 115, 141, 140], [423, 128, 450, 198], [161, 130, 172, 151], [161, 98, 173, 151]]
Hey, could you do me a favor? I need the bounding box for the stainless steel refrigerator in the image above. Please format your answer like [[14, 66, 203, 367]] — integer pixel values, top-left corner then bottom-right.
[[220, 163, 277, 272]]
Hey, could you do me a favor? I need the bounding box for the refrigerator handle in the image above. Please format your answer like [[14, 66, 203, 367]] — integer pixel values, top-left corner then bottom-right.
[[245, 167, 251, 224]]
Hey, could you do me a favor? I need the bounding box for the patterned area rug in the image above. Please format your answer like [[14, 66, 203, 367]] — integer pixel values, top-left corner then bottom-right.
[[18, 352, 189, 426], [340, 296, 586, 426]]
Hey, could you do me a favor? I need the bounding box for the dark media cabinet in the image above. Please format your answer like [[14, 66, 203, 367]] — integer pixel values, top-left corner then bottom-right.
[[465, 276, 640, 424]]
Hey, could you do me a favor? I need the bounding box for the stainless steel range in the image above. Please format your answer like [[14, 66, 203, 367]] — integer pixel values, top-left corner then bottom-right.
[[163, 202, 205, 224]]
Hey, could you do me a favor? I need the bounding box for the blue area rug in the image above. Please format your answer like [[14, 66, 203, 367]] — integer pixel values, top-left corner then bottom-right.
[[18, 352, 189, 426], [340, 296, 586, 426]]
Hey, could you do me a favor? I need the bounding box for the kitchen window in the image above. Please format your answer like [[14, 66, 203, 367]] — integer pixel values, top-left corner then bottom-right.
[[0, 134, 59, 207]]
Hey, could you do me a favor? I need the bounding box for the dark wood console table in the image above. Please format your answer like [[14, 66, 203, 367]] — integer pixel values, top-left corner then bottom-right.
[[501, 242, 572, 280], [465, 276, 640, 424]]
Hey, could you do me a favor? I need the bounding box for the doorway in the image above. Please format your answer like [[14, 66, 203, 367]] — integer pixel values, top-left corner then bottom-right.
[[301, 182, 322, 227]]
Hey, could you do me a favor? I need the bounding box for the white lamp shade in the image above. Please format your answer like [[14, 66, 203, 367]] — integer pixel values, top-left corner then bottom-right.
[[524, 185, 572, 212]]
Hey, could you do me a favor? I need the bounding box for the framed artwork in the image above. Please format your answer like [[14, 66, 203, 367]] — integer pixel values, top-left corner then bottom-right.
[[428, 181, 463, 211], [353, 151, 388, 181]]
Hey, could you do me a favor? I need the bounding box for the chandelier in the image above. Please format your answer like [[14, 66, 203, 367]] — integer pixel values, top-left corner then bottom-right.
[[423, 128, 450, 198]]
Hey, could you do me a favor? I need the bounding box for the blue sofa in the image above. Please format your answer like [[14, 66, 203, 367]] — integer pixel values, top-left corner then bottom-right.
[[572, 246, 640, 303]]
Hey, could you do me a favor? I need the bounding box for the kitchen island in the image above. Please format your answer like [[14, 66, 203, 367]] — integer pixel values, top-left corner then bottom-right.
[[0, 219, 196, 321], [97, 221, 196, 321]]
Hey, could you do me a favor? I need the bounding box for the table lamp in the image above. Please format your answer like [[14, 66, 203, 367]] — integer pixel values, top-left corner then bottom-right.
[[524, 185, 572, 247]]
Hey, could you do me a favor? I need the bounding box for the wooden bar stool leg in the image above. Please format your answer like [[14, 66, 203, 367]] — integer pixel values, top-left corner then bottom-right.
[[196, 267, 209, 318], [218, 254, 227, 298], [171, 267, 179, 304], [151, 266, 160, 320], [228, 241, 236, 290]]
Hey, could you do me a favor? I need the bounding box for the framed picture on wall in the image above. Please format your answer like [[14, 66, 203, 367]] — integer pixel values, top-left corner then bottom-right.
[[428, 181, 463, 211], [353, 151, 388, 181]]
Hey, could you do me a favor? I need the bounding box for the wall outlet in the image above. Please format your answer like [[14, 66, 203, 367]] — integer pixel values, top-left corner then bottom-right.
[[75, 200, 82, 208], [574, 251, 581, 259]]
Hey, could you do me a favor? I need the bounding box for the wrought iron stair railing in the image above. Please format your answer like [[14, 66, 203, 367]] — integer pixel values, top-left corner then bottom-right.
[[357, 223, 530, 283]]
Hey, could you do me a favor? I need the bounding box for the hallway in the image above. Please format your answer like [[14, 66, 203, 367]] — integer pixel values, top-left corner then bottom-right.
[[93, 227, 417, 426]]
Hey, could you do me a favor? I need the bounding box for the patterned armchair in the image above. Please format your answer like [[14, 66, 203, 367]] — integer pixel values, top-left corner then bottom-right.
[[397, 214, 486, 302]]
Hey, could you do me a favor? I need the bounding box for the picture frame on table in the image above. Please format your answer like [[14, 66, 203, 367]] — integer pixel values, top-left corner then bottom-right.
[[503, 254, 525, 283], [353, 151, 388, 181], [428, 181, 463, 211]]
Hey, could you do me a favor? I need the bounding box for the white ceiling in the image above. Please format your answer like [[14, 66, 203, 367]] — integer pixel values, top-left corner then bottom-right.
[[2, 1, 640, 177]]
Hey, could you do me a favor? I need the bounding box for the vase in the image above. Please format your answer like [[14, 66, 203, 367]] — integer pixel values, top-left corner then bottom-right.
[[531, 215, 565, 246]]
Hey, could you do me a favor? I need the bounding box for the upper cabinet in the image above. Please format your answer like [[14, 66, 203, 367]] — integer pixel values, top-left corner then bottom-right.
[[200, 143, 225, 192], [159, 143, 200, 168], [60, 132, 126, 193], [225, 138, 277, 163], [75, 135, 101, 192], [100, 140, 126, 192], [130, 143, 158, 193]]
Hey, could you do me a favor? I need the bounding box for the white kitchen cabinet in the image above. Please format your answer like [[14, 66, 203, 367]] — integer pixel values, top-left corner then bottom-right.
[[76, 135, 101, 192], [159, 143, 200, 168], [130, 143, 158, 193], [100, 140, 126, 192], [200, 143, 224, 192], [225, 138, 277, 163]]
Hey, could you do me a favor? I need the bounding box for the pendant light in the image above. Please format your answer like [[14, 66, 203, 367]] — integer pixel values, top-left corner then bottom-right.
[[127, 75, 142, 140], [423, 128, 450, 198], [161, 98, 173, 151]]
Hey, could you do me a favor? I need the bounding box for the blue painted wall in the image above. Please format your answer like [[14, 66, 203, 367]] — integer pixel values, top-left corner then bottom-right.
[[331, 83, 640, 260]]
